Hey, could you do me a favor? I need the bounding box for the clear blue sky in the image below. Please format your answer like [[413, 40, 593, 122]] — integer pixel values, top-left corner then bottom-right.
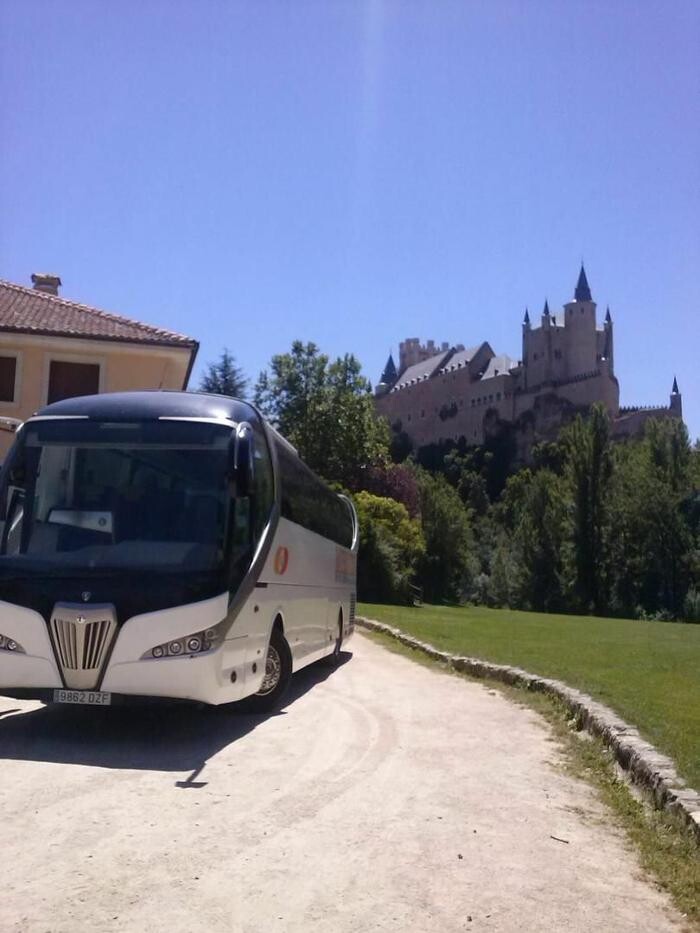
[[1, 1, 698, 439]]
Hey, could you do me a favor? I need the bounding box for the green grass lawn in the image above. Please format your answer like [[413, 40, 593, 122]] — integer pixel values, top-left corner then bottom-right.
[[358, 603, 700, 791]]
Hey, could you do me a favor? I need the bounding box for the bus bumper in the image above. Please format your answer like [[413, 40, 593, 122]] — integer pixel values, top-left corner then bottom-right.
[[101, 636, 254, 706], [0, 600, 62, 689], [0, 594, 264, 707]]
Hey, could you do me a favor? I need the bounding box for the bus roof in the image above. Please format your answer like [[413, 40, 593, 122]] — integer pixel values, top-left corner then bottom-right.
[[33, 390, 261, 426]]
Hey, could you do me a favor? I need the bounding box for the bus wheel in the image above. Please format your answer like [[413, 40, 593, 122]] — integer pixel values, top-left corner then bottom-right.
[[246, 627, 292, 712]]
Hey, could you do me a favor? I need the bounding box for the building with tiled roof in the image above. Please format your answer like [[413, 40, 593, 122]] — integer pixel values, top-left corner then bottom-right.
[[0, 274, 199, 456], [375, 266, 682, 457]]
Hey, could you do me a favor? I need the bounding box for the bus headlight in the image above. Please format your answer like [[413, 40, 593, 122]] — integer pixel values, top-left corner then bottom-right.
[[141, 619, 228, 660], [0, 633, 25, 653]]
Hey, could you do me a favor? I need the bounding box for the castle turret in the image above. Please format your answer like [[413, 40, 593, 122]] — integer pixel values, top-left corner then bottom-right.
[[563, 264, 597, 379], [575, 264, 592, 301], [600, 305, 615, 376], [380, 353, 397, 385], [376, 352, 398, 396], [670, 376, 682, 417]]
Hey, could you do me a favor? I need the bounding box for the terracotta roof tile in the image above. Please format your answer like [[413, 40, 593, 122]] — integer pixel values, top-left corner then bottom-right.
[[0, 279, 197, 348]]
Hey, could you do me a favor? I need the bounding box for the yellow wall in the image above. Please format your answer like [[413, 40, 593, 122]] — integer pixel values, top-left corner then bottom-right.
[[0, 333, 194, 459]]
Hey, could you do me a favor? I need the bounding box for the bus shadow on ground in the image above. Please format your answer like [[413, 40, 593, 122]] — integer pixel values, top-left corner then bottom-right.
[[0, 652, 352, 777]]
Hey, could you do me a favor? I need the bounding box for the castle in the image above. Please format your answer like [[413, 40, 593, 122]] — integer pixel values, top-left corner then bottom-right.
[[374, 266, 682, 458]]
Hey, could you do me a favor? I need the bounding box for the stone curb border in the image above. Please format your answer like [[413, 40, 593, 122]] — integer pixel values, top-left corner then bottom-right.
[[357, 616, 700, 844]]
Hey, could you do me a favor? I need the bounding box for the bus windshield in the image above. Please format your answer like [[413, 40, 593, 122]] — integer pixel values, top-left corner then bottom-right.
[[0, 419, 236, 576]]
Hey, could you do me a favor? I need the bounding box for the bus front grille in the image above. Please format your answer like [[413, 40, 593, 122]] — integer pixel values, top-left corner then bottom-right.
[[51, 603, 117, 690]]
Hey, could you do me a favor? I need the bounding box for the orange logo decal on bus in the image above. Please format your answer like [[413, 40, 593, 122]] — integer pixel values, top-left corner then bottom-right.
[[274, 546, 289, 575]]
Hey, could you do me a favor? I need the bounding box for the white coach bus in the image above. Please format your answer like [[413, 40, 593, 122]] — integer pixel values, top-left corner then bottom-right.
[[0, 392, 357, 711]]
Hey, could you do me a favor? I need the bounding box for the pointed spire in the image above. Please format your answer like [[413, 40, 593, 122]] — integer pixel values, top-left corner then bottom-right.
[[671, 376, 679, 395], [575, 264, 592, 301], [605, 306, 612, 324], [543, 299, 550, 317], [380, 353, 398, 385], [523, 308, 530, 326]]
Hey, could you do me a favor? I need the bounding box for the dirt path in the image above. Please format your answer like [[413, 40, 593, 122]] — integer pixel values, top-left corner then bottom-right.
[[0, 633, 682, 932]]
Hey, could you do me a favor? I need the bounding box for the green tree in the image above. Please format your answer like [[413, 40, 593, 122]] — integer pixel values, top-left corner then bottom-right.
[[414, 468, 477, 603], [487, 537, 518, 608], [354, 491, 425, 603], [562, 405, 613, 613], [255, 342, 389, 489], [502, 469, 567, 612], [254, 341, 327, 443], [199, 348, 248, 398], [608, 419, 694, 617]]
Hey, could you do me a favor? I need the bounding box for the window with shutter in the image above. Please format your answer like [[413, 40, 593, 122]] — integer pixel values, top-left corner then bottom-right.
[[48, 361, 100, 404], [0, 356, 17, 402]]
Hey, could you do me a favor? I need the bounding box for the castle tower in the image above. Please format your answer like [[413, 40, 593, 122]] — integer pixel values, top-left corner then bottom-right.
[[398, 337, 449, 374], [521, 300, 558, 389], [670, 377, 683, 417], [562, 264, 598, 379]]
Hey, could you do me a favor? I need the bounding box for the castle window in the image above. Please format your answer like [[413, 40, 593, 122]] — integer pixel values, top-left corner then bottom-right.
[[471, 399, 475, 407], [554, 350, 562, 359], [489, 394, 493, 402], [407, 413, 411, 422], [421, 409, 425, 418], [496, 392, 501, 401]]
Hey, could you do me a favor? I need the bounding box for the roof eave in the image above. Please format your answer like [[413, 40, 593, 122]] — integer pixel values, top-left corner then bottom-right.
[[0, 324, 197, 350], [182, 342, 200, 389]]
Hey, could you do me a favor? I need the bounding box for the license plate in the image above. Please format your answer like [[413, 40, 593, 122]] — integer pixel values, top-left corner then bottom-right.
[[53, 689, 111, 706]]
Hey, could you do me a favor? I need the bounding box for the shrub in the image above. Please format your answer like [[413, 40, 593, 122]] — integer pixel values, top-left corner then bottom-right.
[[682, 588, 700, 623], [353, 491, 425, 604]]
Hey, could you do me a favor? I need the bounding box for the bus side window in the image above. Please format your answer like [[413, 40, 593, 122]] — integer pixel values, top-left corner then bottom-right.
[[275, 441, 352, 548]]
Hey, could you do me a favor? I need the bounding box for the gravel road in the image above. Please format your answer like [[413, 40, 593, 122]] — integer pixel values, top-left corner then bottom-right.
[[0, 633, 682, 932]]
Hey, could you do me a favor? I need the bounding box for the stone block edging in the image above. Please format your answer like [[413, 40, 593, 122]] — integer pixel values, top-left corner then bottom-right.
[[357, 616, 700, 843]]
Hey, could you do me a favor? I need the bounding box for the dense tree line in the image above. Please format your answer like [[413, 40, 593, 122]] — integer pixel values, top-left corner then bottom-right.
[[203, 344, 699, 621], [417, 407, 700, 621]]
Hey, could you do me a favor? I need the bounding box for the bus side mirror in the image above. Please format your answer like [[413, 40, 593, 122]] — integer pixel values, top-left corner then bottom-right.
[[233, 423, 255, 497]]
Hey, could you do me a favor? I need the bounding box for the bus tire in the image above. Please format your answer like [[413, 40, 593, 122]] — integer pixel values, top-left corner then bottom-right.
[[244, 626, 292, 713]]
